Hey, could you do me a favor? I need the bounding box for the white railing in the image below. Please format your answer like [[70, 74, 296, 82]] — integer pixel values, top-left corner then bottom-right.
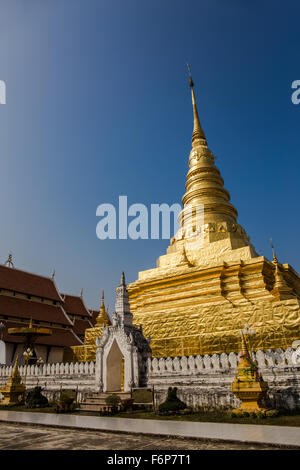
[[0, 361, 95, 378], [147, 348, 296, 376]]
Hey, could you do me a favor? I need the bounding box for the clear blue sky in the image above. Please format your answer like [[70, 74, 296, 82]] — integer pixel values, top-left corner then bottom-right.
[[0, 0, 299, 312]]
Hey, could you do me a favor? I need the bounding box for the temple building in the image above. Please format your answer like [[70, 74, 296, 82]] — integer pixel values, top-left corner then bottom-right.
[[0, 256, 97, 364]]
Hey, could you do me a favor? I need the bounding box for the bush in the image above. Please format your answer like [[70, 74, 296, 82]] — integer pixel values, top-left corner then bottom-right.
[[55, 390, 76, 413], [105, 394, 121, 413], [158, 387, 186, 413], [265, 409, 279, 418], [120, 398, 134, 412], [26, 387, 48, 409]]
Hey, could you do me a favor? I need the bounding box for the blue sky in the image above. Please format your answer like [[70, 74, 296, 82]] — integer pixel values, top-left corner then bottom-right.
[[0, 0, 299, 312]]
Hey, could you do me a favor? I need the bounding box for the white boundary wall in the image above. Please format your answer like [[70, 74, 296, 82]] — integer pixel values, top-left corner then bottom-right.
[[0, 348, 299, 409]]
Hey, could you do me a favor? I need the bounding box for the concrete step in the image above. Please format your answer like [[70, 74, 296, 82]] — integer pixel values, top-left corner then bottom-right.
[[79, 403, 105, 412], [79, 391, 133, 413], [88, 393, 131, 401]]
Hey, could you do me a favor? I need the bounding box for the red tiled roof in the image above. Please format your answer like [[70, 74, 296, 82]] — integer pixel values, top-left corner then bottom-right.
[[0, 295, 72, 326], [61, 294, 92, 318], [90, 309, 98, 325], [72, 317, 94, 336], [1, 320, 82, 346], [0, 265, 62, 301]]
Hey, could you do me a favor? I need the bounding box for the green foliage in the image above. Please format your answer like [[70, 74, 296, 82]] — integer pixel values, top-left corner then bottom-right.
[[120, 398, 134, 412], [265, 409, 279, 418], [26, 387, 48, 409], [55, 390, 76, 413], [158, 387, 186, 413], [59, 390, 76, 405], [105, 394, 121, 408]]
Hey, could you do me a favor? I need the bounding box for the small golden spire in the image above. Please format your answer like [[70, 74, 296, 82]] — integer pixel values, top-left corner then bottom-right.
[[29, 318, 33, 329], [12, 355, 20, 377], [270, 238, 278, 264], [240, 332, 249, 356], [269, 238, 290, 291], [187, 64, 207, 148], [96, 290, 111, 326]]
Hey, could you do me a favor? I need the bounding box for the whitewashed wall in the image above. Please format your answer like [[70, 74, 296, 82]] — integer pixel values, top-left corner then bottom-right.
[[0, 348, 299, 409], [0, 361, 96, 402], [146, 348, 300, 410]]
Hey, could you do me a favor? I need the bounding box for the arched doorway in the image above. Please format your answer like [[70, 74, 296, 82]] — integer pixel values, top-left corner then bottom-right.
[[106, 339, 124, 392]]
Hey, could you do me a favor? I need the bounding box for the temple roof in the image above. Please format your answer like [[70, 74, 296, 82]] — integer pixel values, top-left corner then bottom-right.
[[90, 310, 99, 325], [61, 294, 92, 318], [0, 295, 73, 326], [0, 265, 62, 302], [72, 317, 94, 336]]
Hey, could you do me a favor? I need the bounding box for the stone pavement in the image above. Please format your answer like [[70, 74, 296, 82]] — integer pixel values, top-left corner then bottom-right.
[[0, 411, 299, 448], [0, 422, 281, 450]]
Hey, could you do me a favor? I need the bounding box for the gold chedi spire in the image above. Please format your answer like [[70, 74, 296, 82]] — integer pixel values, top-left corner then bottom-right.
[[168, 67, 257, 268], [96, 290, 110, 326], [187, 64, 207, 147]]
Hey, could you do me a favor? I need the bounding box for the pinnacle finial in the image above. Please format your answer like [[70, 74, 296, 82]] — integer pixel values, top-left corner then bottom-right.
[[186, 65, 207, 148], [120, 272, 126, 286], [4, 253, 15, 268], [270, 238, 278, 264], [240, 331, 248, 356], [80, 288, 83, 298], [51, 269, 55, 280], [12, 354, 20, 377], [187, 63, 194, 88]]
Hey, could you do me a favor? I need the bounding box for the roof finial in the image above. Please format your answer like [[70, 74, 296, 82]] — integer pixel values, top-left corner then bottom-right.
[[186, 64, 207, 148], [270, 238, 278, 264], [101, 289, 104, 305], [51, 269, 55, 280], [80, 288, 83, 298], [4, 253, 15, 268], [187, 63, 194, 88], [120, 271, 126, 286]]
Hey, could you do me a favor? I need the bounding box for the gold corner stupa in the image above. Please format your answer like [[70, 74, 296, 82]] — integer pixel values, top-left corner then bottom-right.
[[72, 69, 300, 362], [127, 70, 300, 358], [231, 333, 269, 413], [0, 355, 25, 405]]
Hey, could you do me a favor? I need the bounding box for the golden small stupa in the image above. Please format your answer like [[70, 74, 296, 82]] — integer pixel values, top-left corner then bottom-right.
[[231, 333, 268, 413], [0, 356, 25, 405]]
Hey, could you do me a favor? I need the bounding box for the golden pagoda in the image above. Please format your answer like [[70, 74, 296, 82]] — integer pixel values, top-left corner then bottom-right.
[[231, 333, 268, 413], [71, 291, 111, 361], [127, 69, 300, 357], [71, 69, 300, 362], [0, 356, 25, 405]]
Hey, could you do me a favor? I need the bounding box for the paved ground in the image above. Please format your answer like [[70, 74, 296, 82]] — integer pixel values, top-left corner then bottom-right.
[[0, 422, 283, 450]]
